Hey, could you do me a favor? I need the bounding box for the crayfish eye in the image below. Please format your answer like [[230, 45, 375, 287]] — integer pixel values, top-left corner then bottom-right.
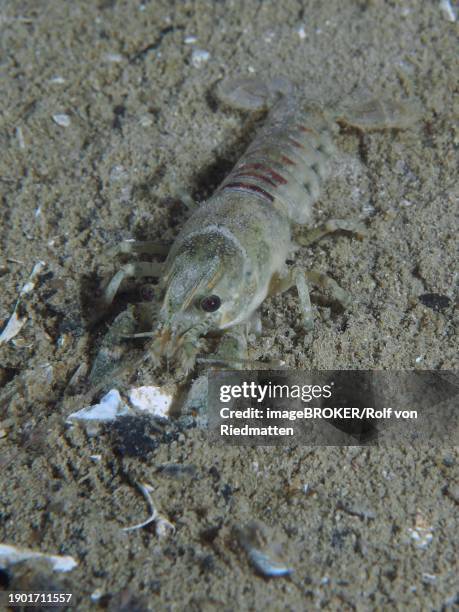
[[200, 294, 221, 312]]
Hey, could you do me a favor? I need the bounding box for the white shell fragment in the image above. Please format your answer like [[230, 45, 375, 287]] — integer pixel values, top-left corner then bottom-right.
[[439, 0, 456, 22], [247, 549, 293, 578], [191, 48, 210, 68], [0, 311, 27, 345], [122, 482, 175, 537], [21, 261, 46, 295], [0, 261, 46, 345], [408, 526, 433, 549], [0, 544, 77, 572], [66, 385, 175, 427], [236, 521, 293, 578], [66, 389, 130, 423], [90, 589, 104, 602], [408, 513, 434, 549], [104, 52, 124, 62], [16, 126, 25, 149], [52, 113, 71, 127], [155, 517, 176, 539], [128, 385, 174, 418], [296, 24, 306, 39], [122, 483, 158, 532]]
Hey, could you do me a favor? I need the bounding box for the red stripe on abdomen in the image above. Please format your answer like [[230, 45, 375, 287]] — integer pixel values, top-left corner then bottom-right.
[[281, 155, 296, 165], [231, 170, 278, 187], [297, 124, 318, 135], [220, 181, 274, 202], [288, 137, 305, 149], [237, 163, 288, 185]]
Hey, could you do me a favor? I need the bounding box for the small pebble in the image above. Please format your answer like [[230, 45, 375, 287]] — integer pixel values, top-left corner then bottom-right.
[[422, 573, 437, 584], [90, 589, 103, 602], [109, 165, 128, 182], [139, 116, 153, 127], [419, 293, 451, 312], [16, 127, 25, 149], [296, 25, 306, 39], [52, 114, 71, 127], [236, 521, 293, 578], [191, 49, 210, 68], [104, 52, 124, 63]]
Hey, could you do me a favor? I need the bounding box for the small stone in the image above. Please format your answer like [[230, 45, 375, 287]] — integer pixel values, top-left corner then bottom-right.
[[191, 49, 210, 68], [296, 25, 306, 39], [52, 114, 71, 127], [104, 52, 124, 63], [419, 293, 451, 312]]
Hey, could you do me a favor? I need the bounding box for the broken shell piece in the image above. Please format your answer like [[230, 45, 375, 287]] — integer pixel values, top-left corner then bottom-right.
[[65, 384, 174, 428], [247, 549, 293, 578], [439, 0, 456, 22], [0, 310, 27, 344], [408, 512, 434, 549], [155, 517, 176, 539], [128, 385, 174, 418], [90, 589, 104, 602], [191, 48, 210, 68], [408, 527, 433, 548], [122, 482, 175, 537], [0, 261, 46, 345], [66, 389, 130, 423], [296, 24, 306, 39], [235, 521, 293, 578], [66, 362, 88, 389], [16, 126, 25, 149], [123, 483, 157, 532], [52, 113, 71, 127], [0, 544, 77, 572], [21, 261, 46, 295], [104, 52, 124, 62]]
